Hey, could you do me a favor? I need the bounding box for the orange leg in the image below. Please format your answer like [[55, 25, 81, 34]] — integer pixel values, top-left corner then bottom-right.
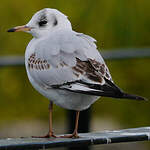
[[32, 101, 57, 138], [60, 111, 80, 138]]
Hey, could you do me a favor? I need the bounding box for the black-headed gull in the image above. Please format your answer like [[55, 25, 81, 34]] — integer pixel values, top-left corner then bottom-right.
[[8, 8, 146, 138]]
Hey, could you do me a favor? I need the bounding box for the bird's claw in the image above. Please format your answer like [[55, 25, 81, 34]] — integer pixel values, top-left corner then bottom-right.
[[59, 132, 79, 138], [32, 132, 57, 138]]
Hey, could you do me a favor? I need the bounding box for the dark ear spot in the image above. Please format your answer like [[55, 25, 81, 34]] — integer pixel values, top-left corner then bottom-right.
[[53, 17, 58, 26]]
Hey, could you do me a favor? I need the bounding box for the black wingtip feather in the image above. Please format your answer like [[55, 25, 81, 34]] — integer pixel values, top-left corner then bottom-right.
[[51, 78, 148, 101], [122, 93, 148, 101]]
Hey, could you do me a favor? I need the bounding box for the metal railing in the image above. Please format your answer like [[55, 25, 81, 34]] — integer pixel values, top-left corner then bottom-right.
[[0, 48, 150, 67], [0, 127, 150, 150]]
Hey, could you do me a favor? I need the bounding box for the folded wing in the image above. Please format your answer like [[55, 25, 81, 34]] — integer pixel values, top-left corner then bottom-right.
[[27, 30, 146, 101]]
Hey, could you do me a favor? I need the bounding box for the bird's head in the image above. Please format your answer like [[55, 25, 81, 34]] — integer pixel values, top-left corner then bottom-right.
[[8, 8, 72, 38]]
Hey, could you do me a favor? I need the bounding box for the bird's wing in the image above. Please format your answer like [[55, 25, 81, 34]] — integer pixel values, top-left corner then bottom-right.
[[27, 30, 115, 96]]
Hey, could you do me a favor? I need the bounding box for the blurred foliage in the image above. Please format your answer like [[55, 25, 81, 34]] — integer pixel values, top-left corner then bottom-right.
[[0, 0, 150, 132]]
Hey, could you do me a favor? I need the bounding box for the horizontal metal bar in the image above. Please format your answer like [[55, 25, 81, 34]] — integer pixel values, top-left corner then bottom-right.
[[0, 48, 150, 67], [102, 48, 150, 60], [0, 127, 149, 150], [0, 56, 24, 67]]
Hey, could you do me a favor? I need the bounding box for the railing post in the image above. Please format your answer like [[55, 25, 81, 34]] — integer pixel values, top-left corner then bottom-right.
[[67, 108, 91, 150]]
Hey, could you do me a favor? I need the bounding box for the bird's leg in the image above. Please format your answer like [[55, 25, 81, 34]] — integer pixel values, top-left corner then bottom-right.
[[32, 101, 57, 138], [60, 111, 80, 138], [47, 101, 57, 137]]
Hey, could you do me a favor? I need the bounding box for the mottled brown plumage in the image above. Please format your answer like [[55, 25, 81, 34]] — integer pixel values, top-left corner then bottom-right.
[[72, 58, 111, 83], [28, 53, 50, 70]]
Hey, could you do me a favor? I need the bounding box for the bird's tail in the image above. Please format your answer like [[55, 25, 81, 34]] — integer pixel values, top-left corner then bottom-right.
[[117, 92, 147, 101], [100, 78, 148, 101], [52, 78, 148, 101], [77, 79, 148, 101]]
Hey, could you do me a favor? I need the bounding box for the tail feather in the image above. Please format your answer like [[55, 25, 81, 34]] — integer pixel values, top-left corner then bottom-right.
[[52, 78, 148, 101], [121, 92, 147, 101]]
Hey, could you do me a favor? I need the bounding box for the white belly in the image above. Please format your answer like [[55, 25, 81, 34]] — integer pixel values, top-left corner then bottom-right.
[[26, 68, 99, 111], [24, 38, 100, 111]]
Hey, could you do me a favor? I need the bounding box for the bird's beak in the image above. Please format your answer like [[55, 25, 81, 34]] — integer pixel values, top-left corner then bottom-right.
[[7, 25, 31, 32]]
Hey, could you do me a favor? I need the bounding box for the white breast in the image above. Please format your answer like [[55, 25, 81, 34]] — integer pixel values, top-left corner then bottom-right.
[[25, 37, 99, 111]]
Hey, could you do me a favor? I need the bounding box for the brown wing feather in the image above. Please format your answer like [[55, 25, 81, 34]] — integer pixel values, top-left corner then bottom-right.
[[72, 58, 112, 84], [28, 53, 50, 70], [48, 57, 146, 101], [88, 58, 112, 81]]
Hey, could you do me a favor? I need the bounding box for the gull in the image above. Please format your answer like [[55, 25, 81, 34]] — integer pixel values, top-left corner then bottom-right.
[[8, 8, 146, 138]]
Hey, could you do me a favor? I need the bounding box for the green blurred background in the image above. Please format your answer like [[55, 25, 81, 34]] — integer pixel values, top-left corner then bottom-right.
[[0, 0, 150, 149]]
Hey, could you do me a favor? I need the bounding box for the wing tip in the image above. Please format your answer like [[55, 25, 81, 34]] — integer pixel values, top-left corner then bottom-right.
[[122, 93, 148, 101]]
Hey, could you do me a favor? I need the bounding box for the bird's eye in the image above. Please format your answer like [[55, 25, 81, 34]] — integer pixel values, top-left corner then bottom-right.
[[39, 20, 48, 27]]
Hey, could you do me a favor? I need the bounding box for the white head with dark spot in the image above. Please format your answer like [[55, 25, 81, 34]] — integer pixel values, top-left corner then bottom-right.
[[8, 8, 72, 38]]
